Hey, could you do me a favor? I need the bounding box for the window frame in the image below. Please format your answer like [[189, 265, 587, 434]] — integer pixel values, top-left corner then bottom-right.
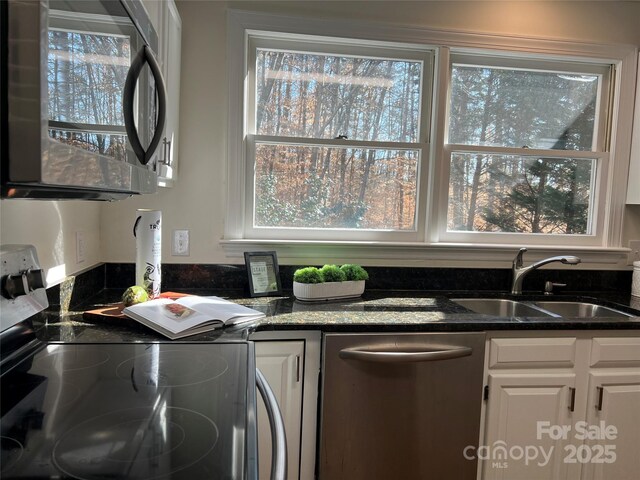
[[435, 51, 613, 247], [243, 33, 435, 242], [224, 10, 637, 267]]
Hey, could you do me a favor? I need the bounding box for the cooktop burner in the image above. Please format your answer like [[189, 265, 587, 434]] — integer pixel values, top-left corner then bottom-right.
[[116, 349, 229, 387], [52, 406, 219, 480], [0, 341, 255, 479], [32, 345, 111, 371], [0, 436, 23, 475]]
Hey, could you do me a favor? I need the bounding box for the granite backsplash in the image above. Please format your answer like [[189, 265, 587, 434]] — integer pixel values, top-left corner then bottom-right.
[[46, 262, 634, 312]]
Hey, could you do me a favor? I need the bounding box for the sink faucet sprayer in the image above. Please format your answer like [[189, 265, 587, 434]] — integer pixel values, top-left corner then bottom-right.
[[511, 248, 581, 295]]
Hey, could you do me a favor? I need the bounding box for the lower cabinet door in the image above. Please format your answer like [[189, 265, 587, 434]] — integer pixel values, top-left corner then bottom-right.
[[483, 373, 578, 480], [580, 372, 640, 480], [255, 340, 304, 480]]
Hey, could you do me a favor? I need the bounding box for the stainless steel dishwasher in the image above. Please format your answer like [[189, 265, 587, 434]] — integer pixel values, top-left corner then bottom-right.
[[319, 332, 486, 480]]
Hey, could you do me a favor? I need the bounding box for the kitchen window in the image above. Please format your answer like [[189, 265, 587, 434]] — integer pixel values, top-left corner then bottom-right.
[[439, 55, 612, 246], [224, 12, 637, 264], [244, 36, 433, 241]]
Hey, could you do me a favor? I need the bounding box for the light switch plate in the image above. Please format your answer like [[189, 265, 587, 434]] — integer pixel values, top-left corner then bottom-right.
[[172, 229, 190, 256], [76, 231, 86, 264], [629, 240, 640, 265]]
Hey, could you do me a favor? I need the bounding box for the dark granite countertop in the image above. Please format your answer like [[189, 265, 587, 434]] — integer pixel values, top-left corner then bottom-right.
[[32, 289, 640, 343]]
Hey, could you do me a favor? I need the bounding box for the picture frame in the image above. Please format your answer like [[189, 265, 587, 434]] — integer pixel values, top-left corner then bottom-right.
[[244, 251, 283, 297]]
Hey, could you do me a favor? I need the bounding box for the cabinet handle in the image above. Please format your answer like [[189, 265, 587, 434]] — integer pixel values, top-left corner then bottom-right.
[[339, 344, 472, 363], [568, 387, 576, 412], [162, 138, 172, 166], [596, 386, 604, 411], [295, 355, 300, 383]]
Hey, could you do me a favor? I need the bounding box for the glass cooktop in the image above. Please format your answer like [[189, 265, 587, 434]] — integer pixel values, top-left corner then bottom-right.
[[0, 342, 256, 479]]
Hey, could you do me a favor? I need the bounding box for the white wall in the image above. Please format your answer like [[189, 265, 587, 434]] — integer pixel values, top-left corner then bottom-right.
[[229, 0, 640, 45], [100, 0, 229, 264], [102, 0, 640, 267], [3, 1, 640, 276], [0, 201, 102, 284]]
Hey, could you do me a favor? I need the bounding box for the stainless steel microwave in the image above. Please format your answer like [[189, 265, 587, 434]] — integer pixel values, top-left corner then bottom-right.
[[1, 0, 166, 200]]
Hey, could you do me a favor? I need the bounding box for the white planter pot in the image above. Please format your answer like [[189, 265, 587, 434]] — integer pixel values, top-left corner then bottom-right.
[[293, 280, 365, 302]]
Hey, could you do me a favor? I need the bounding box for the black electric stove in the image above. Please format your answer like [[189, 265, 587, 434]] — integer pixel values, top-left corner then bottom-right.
[[1, 336, 258, 479], [0, 245, 260, 479]]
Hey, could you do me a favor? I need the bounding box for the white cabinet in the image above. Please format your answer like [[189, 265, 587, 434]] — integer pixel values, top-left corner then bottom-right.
[[143, 0, 181, 186], [255, 340, 304, 480], [581, 335, 640, 480], [483, 373, 577, 480], [581, 372, 640, 480], [481, 333, 640, 480], [627, 52, 640, 204], [482, 336, 582, 480], [252, 331, 321, 480]]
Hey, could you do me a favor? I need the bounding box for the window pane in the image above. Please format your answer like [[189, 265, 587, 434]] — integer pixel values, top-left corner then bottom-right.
[[449, 65, 599, 151], [48, 30, 129, 125], [48, 129, 128, 161], [254, 144, 418, 230], [48, 29, 130, 159], [256, 49, 422, 142], [447, 152, 594, 234]]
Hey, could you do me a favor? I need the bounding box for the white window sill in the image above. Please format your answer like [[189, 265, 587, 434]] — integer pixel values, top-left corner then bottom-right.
[[220, 239, 632, 269]]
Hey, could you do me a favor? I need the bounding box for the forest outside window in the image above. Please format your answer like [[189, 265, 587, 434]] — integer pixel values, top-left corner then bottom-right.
[[47, 14, 136, 162], [442, 54, 611, 244], [245, 36, 433, 241], [229, 19, 633, 257]]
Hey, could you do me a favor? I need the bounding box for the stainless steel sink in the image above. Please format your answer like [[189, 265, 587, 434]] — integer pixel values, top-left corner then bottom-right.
[[533, 301, 633, 318], [452, 299, 553, 317]]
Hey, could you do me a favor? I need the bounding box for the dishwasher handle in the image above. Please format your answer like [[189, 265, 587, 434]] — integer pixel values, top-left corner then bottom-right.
[[256, 368, 287, 480], [339, 344, 472, 363]]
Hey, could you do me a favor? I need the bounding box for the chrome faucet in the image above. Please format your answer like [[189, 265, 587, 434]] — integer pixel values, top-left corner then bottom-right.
[[511, 248, 581, 295]]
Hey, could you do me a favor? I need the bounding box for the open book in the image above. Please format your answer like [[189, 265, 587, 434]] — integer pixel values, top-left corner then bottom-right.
[[122, 296, 265, 339]]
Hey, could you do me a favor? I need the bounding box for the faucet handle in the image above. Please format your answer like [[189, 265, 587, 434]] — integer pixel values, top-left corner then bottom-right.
[[513, 248, 528, 268], [544, 281, 567, 295]]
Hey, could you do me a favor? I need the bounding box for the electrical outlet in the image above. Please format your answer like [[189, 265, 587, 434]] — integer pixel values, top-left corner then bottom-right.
[[629, 240, 640, 265], [172, 230, 190, 256], [76, 231, 86, 264]]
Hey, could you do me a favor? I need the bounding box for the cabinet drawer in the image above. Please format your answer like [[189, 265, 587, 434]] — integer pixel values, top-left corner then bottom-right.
[[489, 337, 577, 368], [590, 337, 640, 367]]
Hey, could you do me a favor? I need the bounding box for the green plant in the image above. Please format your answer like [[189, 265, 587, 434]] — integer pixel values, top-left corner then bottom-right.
[[340, 264, 369, 281], [293, 266, 324, 284], [294, 264, 369, 284], [320, 264, 347, 283]]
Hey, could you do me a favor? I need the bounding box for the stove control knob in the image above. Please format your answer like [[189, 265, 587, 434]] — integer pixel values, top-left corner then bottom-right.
[[27, 269, 46, 290], [1, 273, 29, 299]]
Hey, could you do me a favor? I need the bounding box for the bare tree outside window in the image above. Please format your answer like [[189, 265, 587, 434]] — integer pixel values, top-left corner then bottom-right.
[[254, 48, 424, 231], [447, 63, 602, 235], [448, 153, 593, 234], [48, 29, 130, 161], [255, 144, 418, 229]]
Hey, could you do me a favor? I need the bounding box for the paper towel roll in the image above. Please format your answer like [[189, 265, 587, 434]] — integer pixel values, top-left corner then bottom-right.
[[134, 209, 161, 298]]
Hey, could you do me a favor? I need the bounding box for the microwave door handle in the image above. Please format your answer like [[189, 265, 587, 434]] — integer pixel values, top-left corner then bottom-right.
[[144, 46, 167, 164], [123, 46, 167, 166], [123, 47, 146, 164]]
